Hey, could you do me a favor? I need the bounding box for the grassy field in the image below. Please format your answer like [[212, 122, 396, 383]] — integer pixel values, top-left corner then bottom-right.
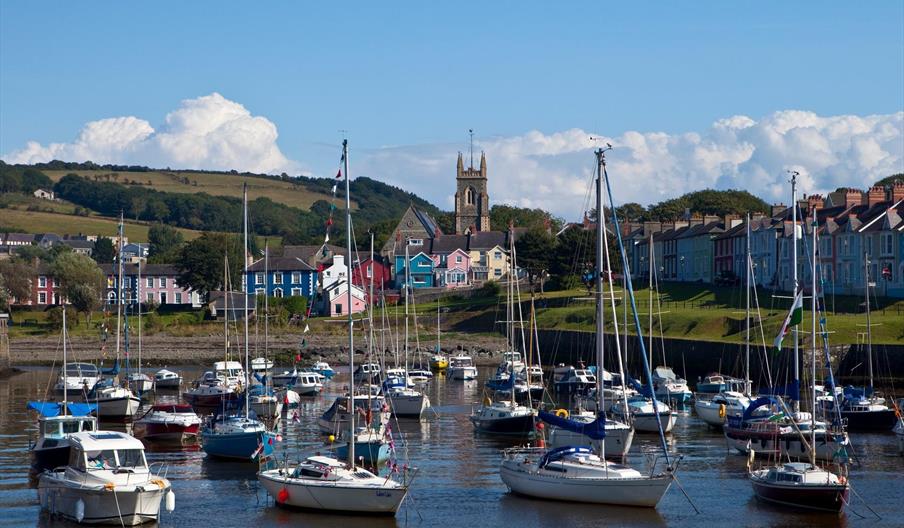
[[42, 169, 355, 210], [0, 208, 203, 241]]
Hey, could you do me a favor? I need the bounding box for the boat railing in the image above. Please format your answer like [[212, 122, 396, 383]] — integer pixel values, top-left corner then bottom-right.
[[149, 461, 170, 481]]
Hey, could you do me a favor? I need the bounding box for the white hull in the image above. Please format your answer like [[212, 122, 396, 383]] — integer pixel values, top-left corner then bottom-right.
[[250, 399, 284, 420], [500, 462, 671, 507], [694, 400, 727, 427], [38, 475, 168, 525], [612, 411, 676, 433], [258, 471, 406, 514], [127, 378, 154, 394], [449, 367, 478, 381], [93, 396, 141, 419], [293, 383, 322, 397], [387, 392, 429, 417], [724, 432, 846, 461], [547, 423, 634, 458]]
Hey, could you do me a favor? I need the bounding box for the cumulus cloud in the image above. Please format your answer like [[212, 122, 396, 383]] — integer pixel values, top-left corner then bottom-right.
[[356, 110, 903, 219], [3, 93, 297, 174]]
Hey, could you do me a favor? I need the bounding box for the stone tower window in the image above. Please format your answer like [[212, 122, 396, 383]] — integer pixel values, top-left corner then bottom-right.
[[466, 187, 476, 206]]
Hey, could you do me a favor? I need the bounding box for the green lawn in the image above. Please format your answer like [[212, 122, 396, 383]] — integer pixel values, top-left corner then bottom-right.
[[0, 208, 203, 241]]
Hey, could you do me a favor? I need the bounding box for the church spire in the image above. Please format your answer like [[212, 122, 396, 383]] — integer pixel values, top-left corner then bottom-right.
[[457, 152, 464, 176], [480, 151, 486, 177]]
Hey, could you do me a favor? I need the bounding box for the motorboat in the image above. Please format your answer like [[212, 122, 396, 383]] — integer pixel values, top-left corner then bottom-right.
[[407, 367, 433, 383], [652, 366, 693, 404], [88, 385, 141, 420], [749, 462, 848, 512], [694, 391, 761, 428], [545, 409, 634, 459], [37, 431, 174, 525], [214, 360, 246, 390], [353, 363, 382, 384], [28, 403, 97, 472], [500, 446, 673, 507], [133, 404, 201, 443], [469, 400, 535, 436], [251, 357, 274, 372], [270, 367, 299, 388], [696, 373, 746, 394], [819, 386, 898, 431], [610, 396, 677, 433], [311, 361, 335, 379], [201, 415, 274, 460], [429, 354, 449, 370], [293, 371, 323, 396], [552, 365, 597, 393], [448, 354, 478, 381], [55, 363, 101, 394], [182, 371, 238, 412], [258, 455, 408, 514], [153, 369, 182, 389]]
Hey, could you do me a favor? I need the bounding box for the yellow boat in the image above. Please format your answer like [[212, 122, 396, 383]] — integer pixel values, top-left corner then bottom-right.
[[429, 355, 449, 370]]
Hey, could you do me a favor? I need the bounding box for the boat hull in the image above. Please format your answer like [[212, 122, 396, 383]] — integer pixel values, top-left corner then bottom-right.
[[258, 473, 406, 514], [153, 378, 181, 389], [93, 396, 141, 419], [724, 427, 848, 461], [470, 413, 535, 436], [750, 479, 848, 513], [137, 422, 200, 442], [38, 476, 167, 525], [500, 463, 671, 507], [201, 429, 267, 460], [335, 441, 390, 465], [694, 400, 727, 427], [612, 410, 677, 433], [839, 409, 898, 431], [449, 367, 478, 381], [387, 393, 429, 417]]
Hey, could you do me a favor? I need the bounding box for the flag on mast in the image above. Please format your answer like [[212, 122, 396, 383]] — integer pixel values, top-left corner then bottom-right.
[[773, 289, 803, 354]]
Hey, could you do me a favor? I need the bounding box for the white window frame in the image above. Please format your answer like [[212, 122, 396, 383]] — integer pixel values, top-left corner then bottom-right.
[[159, 277, 166, 288], [880, 233, 893, 256], [273, 287, 283, 298], [175, 292, 183, 304], [52, 277, 60, 287], [494, 268, 502, 277], [38, 292, 47, 304], [291, 288, 302, 296], [273, 273, 283, 285], [38, 276, 47, 288], [409, 238, 423, 246], [255, 272, 265, 285], [147, 292, 154, 302], [291, 272, 302, 283], [146, 277, 153, 288]]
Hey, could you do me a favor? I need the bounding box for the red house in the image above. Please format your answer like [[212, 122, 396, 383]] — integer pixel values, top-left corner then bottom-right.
[[352, 258, 392, 293]]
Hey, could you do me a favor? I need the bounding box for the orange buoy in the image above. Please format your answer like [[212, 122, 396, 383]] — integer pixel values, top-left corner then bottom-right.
[[277, 487, 289, 503]]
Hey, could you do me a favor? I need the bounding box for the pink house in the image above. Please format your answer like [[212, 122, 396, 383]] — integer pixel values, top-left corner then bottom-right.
[[433, 248, 471, 288], [323, 279, 367, 317], [101, 263, 200, 307]]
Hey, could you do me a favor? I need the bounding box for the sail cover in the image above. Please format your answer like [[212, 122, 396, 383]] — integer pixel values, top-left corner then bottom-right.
[[538, 410, 606, 440], [28, 401, 97, 417], [539, 446, 593, 468]]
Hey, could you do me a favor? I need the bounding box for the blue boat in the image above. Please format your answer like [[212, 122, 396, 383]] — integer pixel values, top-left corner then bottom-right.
[[334, 429, 391, 465], [201, 415, 274, 460], [311, 361, 335, 379]]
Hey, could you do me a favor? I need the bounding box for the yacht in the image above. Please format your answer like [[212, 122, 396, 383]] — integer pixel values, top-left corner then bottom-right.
[[152, 369, 181, 389], [652, 366, 693, 404], [448, 354, 478, 381], [611, 396, 677, 433], [37, 431, 174, 525], [133, 404, 201, 443], [552, 364, 597, 393], [469, 400, 536, 436], [750, 462, 848, 512], [353, 363, 382, 384], [88, 385, 141, 420], [126, 373, 154, 394], [384, 376, 430, 417], [318, 394, 389, 435], [694, 391, 760, 428], [270, 367, 299, 388], [201, 415, 274, 460], [55, 363, 101, 393], [545, 409, 634, 458]]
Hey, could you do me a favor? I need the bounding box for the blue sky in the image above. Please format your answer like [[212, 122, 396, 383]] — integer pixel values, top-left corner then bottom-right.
[[1, 2, 902, 216]]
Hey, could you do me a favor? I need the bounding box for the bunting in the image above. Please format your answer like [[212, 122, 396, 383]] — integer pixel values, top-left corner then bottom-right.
[[773, 289, 803, 355]]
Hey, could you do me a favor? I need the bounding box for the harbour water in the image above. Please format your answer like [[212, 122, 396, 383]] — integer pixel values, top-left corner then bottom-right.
[[1, 366, 902, 528]]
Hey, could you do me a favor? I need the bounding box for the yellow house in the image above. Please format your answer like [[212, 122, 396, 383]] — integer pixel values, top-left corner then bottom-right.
[[466, 232, 512, 283]]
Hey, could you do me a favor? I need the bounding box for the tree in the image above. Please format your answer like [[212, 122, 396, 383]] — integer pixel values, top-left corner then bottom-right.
[[93, 237, 115, 264], [0, 259, 34, 309], [515, 229, 556, 291], [148, 224, 184, 260], [615, 202, 647, 222], [50, 252, 105, 325], [490, 204, 563, 233], [176, 233, 244, 299]]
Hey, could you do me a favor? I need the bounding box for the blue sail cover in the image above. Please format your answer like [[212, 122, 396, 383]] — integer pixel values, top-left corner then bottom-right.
[[626, 375, 653, 398], [757, 380, 800, 401], [28, 401, 97, 417], [539, 446, 593, 468], [101, 358, 119, 375], [742, 396, 780, 421], [539, 410, 607, 440]]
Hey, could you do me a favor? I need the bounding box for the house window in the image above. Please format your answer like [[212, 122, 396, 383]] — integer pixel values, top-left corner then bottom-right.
[[38, 276, 47, 288], [494, 251, 502, 259], [255, 273, 265, 285], [53, 293, 60, 304], [159, 277, 166, 288], [147, 292, 154, 302], [456, 255, 463, 263], [175, 292, 183, 304], [273, 288, 283, 298], [38, 292, 47, 304], [160, 292, 167, 304], [291, 272, 302, 283], [494, 269, 502, 277], [881, 233, 893, 256], [335, 304, 342, 314], [366, 266, 372, 278], [52, 277, 60, 287], [273, 273, 283, 285], [409, 239, 423, 246], [146, 277, 153, 288], [291, 288, 302, 296], [255, 288, 266, 296], [412, 276, 425, 284]]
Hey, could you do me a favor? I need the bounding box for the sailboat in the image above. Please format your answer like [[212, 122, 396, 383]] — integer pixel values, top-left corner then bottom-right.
[[385, 241, 431, 418], [90, 220, 141, 420], [749, 199, 849, 512], [258, 139, 410, 514], [126, 261, 154, 395], [470, 226, 537, 435], [429, 300, 449, 371], [29, 302, 98, 472], [201, 183, 275, 460], [544, 186, 634, 459], [499, 147, 676, 507], [724, 176, 850, 461], [819, 254, 898, 430]]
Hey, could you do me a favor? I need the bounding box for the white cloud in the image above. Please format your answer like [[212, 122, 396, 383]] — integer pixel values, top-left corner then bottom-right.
[[357, 110, 903, 219], [3, 93, 297, 174]]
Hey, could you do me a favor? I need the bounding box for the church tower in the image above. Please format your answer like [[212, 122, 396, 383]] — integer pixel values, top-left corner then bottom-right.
[[454, 151, 490, 234]]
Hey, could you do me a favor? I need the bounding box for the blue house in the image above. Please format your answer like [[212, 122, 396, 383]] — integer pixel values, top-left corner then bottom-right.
[[246, 256, 318, 299], [394, 252, 435, 288]]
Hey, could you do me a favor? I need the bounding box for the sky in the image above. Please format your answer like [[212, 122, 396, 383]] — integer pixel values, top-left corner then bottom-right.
[[1, 2, 902, 219]]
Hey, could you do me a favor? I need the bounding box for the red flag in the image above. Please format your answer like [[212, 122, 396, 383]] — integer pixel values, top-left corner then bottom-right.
[[326, 218, 333, 227], [295, 354, 301, 362], [336, 169, 342, 179]]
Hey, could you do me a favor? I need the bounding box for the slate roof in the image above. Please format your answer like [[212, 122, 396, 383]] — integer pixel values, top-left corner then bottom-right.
[[247, 256, 315, 272]]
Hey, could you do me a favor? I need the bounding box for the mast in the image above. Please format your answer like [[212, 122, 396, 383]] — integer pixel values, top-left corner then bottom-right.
[[62, 293, 68, 407], [790, 171, 800, 412], [243, 182, 250, 420], [115, 213, 124, 369], [648, 234, 653, 368], [404, 243, 411, 383], [745, 214, 751, 396], [137, 260, 142, 378], [864, 251, 874, 392], [223, 255, 229, 364], [369, 232, 375, 366], [810, 208, 818, 466], [509, 224, 517, 407], [265, 242, 269, 374], [594, 156, 605, 416], [342, 138, 355, 468]]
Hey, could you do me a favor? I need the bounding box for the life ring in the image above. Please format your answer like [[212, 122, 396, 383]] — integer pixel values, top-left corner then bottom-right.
[[718, 404, 726, 419], [554, 409, 569, 418]]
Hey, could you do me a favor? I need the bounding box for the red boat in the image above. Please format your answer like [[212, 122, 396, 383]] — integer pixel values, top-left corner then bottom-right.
[[134, 404, 202, 442]]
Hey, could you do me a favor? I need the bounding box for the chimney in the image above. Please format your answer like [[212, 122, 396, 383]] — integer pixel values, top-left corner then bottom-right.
[[893, 181, 904, 203], [867, 185, 886, 207], [673, 220, 689, 230], [688, 214, 704, 227], [771, 203, 787, 217], [642, 221, 662, 237], [751, 213, 766, 222], [723, 214, 742, 229], [703, 214, 719, 225], [807, 194, 825, 211]]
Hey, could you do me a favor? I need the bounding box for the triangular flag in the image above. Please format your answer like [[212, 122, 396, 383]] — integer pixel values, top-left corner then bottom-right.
[[301, 338, 307, 347], [331, 184, 337, 194], [324, 233, 330, 243], [303, 324, 310, 333], [773, 289, 803, 355], [336, 169, 342, 179]]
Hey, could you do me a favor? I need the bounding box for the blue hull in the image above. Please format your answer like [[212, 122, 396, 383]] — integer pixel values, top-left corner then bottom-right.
[[335, 440, 390, 465], [313, 369, 335, 379], [202, 430, 268, 460]]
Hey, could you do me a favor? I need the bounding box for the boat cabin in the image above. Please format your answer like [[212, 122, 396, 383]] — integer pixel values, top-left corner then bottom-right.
[[67, 431, 149, 473], [450, 355, 474, 368]]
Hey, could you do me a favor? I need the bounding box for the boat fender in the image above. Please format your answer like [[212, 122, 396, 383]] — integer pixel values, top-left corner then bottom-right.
[[328, 435, 335, 443], [165, 490, 176, 512], [718, 404, 726, 418], [277, 488, 289, 503], [104, 481, 115, 491], [554, 409, 569, 418], [75, 499, 85, 522]]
